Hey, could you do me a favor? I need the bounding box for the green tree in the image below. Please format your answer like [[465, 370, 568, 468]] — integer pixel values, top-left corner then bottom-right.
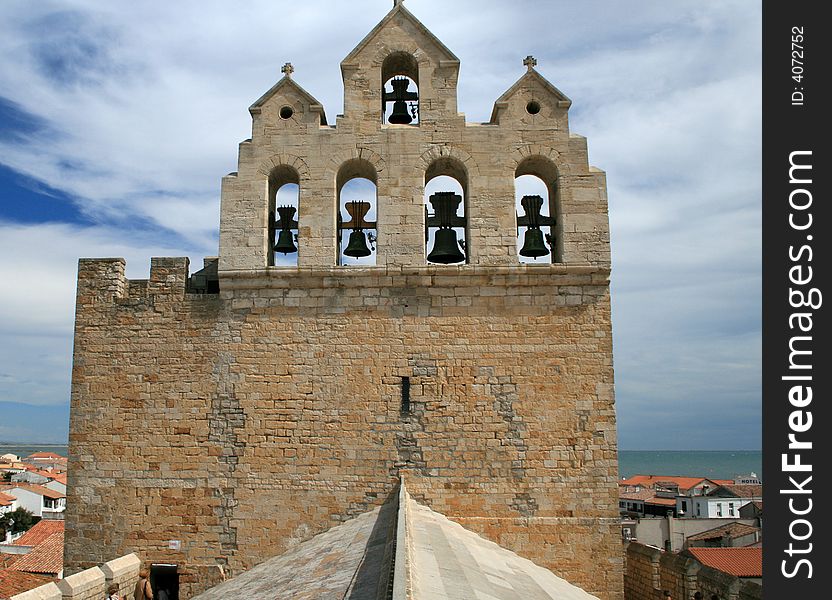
[[0, 507, 39, 537]]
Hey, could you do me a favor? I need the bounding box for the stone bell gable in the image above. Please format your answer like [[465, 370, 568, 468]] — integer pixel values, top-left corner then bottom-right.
[[249, 70, 328, 129], [218, 0, 610, 272], [340, 1, 461, 125], [66, 3, 622, 599]]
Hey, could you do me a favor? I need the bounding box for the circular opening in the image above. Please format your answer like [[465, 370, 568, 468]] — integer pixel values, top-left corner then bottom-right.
[[526, 101, 541, 115], [279, 106, 294, 120]]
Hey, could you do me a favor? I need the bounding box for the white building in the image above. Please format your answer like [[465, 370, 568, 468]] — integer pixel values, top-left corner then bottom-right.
[[1, 484, 66, 518], [678, 484, 763, 519], [0, 491, 18, 516]]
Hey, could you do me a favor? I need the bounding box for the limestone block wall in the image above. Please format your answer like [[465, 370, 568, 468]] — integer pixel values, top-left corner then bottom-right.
[[10, 584, 61, 600], [12, 555, 139, 600], [623, 543, 763, 600], [737, 581, 763, 600], [658, 552, 699, 600], [697, 565, 741, 600], [623, 543, 661, 600], [66, 257, 619, 599]]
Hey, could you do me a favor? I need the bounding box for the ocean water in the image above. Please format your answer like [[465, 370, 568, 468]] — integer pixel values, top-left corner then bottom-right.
[[0, 444, 68, 459], [618, 450, 762, 481], [1, 446, 761, 482]]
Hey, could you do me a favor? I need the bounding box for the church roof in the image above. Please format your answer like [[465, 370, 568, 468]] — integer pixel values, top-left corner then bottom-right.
[[192, 482, 598, 599], [341, 1, 459, 69]]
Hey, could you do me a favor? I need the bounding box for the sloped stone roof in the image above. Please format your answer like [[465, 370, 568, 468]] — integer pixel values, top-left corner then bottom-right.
[[192, 482, 598, 600], [192, 494, 398, 599]]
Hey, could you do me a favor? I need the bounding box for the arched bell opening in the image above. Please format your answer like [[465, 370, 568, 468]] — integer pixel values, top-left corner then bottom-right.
[[268, 165, 300, 267], [382, 51, 419, 125], [336, 159, 378, 266], [424, 157, 468, 265], [515, 156, 559, 264]]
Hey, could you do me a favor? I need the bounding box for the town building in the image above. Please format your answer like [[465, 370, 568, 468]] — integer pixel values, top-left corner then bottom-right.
[[0, 486, 65, 520], [65, 2, 619, 598]]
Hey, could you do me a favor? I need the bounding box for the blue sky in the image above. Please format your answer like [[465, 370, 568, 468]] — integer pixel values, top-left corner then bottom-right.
[[0, 0, 761, 449]]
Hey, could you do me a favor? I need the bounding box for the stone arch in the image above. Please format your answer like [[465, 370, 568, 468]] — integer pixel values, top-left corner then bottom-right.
[[419, 145, 478, 177], [336, 158, 379, 266], [370, 43, 429, 68], [259, 162, 304, 268], [257, 154, 311, 182], [510, 145, 569, 177], [380, 50, 421, 125], [514, 153, 561, 263], [423, 154, 470, 265], [324, 147, 386, 182]]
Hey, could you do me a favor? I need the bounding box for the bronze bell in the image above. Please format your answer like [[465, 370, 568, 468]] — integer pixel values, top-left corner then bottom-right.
[[273, 205, 298, 254], [427, 229, 464, 264], [386, 78, 417, 124], [519, 227, 549, 258], [274, 229, 297, 254], [344, 230, 372, 258]]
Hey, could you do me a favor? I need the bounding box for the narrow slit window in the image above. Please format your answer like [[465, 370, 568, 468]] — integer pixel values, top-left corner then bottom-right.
[[400, 376, 411, 414]]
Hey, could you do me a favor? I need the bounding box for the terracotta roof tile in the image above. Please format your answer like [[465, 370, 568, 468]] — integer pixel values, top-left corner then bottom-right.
[[687, 547, 762, 578], [686, 522, 760, 541], [0, 568, 54, 598], [1, 484, 65, 500], [13, 521, 65, 547], [717, 484, 763, 498], [619, 489, 654, 501], [620, 475, 726, 493], [9, 531, 64, 575], [25, 453, 63, 460], [0, 493, 15, 507], [645, 497, 677, 507]]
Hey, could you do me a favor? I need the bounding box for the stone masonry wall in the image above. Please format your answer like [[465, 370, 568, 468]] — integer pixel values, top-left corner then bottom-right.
[[66, 5, 620, 599], [624, 543, 763, 600], [66, 258, 618, 599], [623, 543, 661, 600], [11, 554, 139, 600]]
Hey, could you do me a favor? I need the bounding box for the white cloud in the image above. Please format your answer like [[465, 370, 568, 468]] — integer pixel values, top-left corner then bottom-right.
[[0, 0, 761, 447]]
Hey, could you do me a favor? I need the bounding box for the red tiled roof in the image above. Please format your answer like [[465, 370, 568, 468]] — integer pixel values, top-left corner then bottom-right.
[[0, 569, 54, 598], [51, 474, 67, 485], [25, 452, 63, 460], [620, 489, 654, 501], [687, 547, 762, 578], [23, 469, 56, 479], [9, 531, 64, 576], [687, 522, 760, 541], [13, 521, 65, 547], [716, 484, 763, 498], [621, 475, 729, 492], [0, 492, 15, 507], [645, 497, 677, 507], [1, 484, 65, 500]]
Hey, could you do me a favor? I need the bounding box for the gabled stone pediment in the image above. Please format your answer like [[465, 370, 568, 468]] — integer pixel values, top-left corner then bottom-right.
[[490, 68, 572, 125], [249, 75, 327, 126], [340, 2, 459, 72]]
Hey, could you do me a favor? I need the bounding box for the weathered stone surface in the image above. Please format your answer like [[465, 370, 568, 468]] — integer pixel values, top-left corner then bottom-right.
[[65, 3, 620, 599]]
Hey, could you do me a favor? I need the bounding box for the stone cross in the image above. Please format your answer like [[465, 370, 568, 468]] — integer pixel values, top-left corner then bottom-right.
[[281, 62, 294, 78], [523, 55, 537, 71]]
